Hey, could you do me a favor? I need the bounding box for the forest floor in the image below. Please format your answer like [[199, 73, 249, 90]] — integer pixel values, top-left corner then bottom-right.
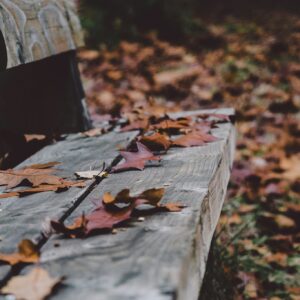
[[78, 11, 300, 299]]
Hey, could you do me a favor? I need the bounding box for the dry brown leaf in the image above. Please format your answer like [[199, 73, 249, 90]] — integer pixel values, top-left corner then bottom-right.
[[0, 181, 85, 199], [172, 131, 217, 147], [266, 252, 288, 266], [154, 64, 201, 86], [82, 128, 103, 137], [280, 155, 300, 181], [26, 162, 61, 169], [0, 239, 39, 265], [120, 118, 149, 132], [150, 119, 189, 133], [274, 214, 296, 229], [1, 267, 62, 300], [75, 170, 108, 179], [139, 132, 171, 151], [24, 135, 46, 142], [0, 167, 61, 189], [162, 203, 185, 212]]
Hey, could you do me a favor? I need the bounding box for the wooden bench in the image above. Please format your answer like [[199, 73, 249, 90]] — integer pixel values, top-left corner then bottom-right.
[[0, 0, 90, 134], [0, 2, 235, 299]]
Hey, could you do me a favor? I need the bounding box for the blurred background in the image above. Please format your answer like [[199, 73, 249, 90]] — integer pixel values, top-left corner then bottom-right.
[[79, 0, 300, 49], [77, 1, 300, 299]]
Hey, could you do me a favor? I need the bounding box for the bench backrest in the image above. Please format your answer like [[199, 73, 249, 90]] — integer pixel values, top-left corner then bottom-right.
[[0, 0, 84, 70]]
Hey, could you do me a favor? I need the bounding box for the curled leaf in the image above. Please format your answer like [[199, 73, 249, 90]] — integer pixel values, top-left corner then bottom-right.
[[0, 239, 39, 265], [1, 267, 62, 300], [139, 132, 171, 151]]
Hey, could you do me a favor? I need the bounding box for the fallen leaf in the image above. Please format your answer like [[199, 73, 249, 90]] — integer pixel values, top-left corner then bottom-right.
[[112, 142, 161, 172], [1, 267, 62, 300], [103, 189, 133, 205], [24, 135, 46, 142], [192, 121, 214, 133], [139, 132, 171, 151], [172, 131, 217, 147], [0, 239, 39, 265], [51, 203, 133, 237], [280, 155, 300, 181], [274, 214, 296, 229], [137, 188, 165, 206], [52, 188, 184, 237], [75, 170, 108, 179], [85, 204, 133, 234], [0, 167, 61, 189], [0, 191, 19, 199], [161, 203, 185, 212], [154, 64, 201, 86], [120, 119, 149, 132], [82, 128, 103, 137], [266, 252, 288, 266], [150, 119, 189, 134], [0, 181, 85, 199], [198, 113, 232, 122], [26, 162, 61, 169]]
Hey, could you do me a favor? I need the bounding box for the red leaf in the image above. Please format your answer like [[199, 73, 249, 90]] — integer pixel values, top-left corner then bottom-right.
[[112, 142, 161, 172], [51, 188, 184, 237], [85, 203, 133, 234], [172, 131, 218, 147], [120, 119, 149, 132]]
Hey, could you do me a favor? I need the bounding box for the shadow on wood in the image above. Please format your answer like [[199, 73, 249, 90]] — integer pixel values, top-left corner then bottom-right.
[[0, 30, 7, 71], [0, 51, 91, 134]]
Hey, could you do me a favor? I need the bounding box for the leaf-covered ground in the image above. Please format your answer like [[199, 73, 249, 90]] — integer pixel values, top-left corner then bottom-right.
[[79, 11, 300, 299]]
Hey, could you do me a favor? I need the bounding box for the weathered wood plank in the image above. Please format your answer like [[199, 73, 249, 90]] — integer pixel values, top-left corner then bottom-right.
[[0, 131, 138, 279], [0, 0, 84, 69], [30, 109, 235, 300]]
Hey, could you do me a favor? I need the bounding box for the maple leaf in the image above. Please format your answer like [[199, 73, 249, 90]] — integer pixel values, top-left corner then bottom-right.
[[85, 204, 133, 234], [51, 204, 133, 237], [112, 142, 161, 172], [120, 119, 149, 132], [102, 188, 185, 215], [198, 113, 232, 122], [150, 119, 189, 134], [26, 162, 61, 169], [192, 121, 214, 134], [172, 131, 218, 147], [139, 132, 171, 151], [0, 181, 86, 199], [52, 188, 184, 237], [0, 163, 62, 189], [1, 267, 62, 300], [0, 239, 39, 265]]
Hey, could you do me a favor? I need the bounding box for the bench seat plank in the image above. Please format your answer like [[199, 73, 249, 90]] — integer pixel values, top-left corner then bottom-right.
[[0, 131, 138, 279], [32, 109, 235, 300]]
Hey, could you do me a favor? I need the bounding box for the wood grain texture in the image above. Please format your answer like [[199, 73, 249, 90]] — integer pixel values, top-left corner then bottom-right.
[[0, 131, 137, 282], [0, 0, 84, 69], [32, 109, 235, 300]]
